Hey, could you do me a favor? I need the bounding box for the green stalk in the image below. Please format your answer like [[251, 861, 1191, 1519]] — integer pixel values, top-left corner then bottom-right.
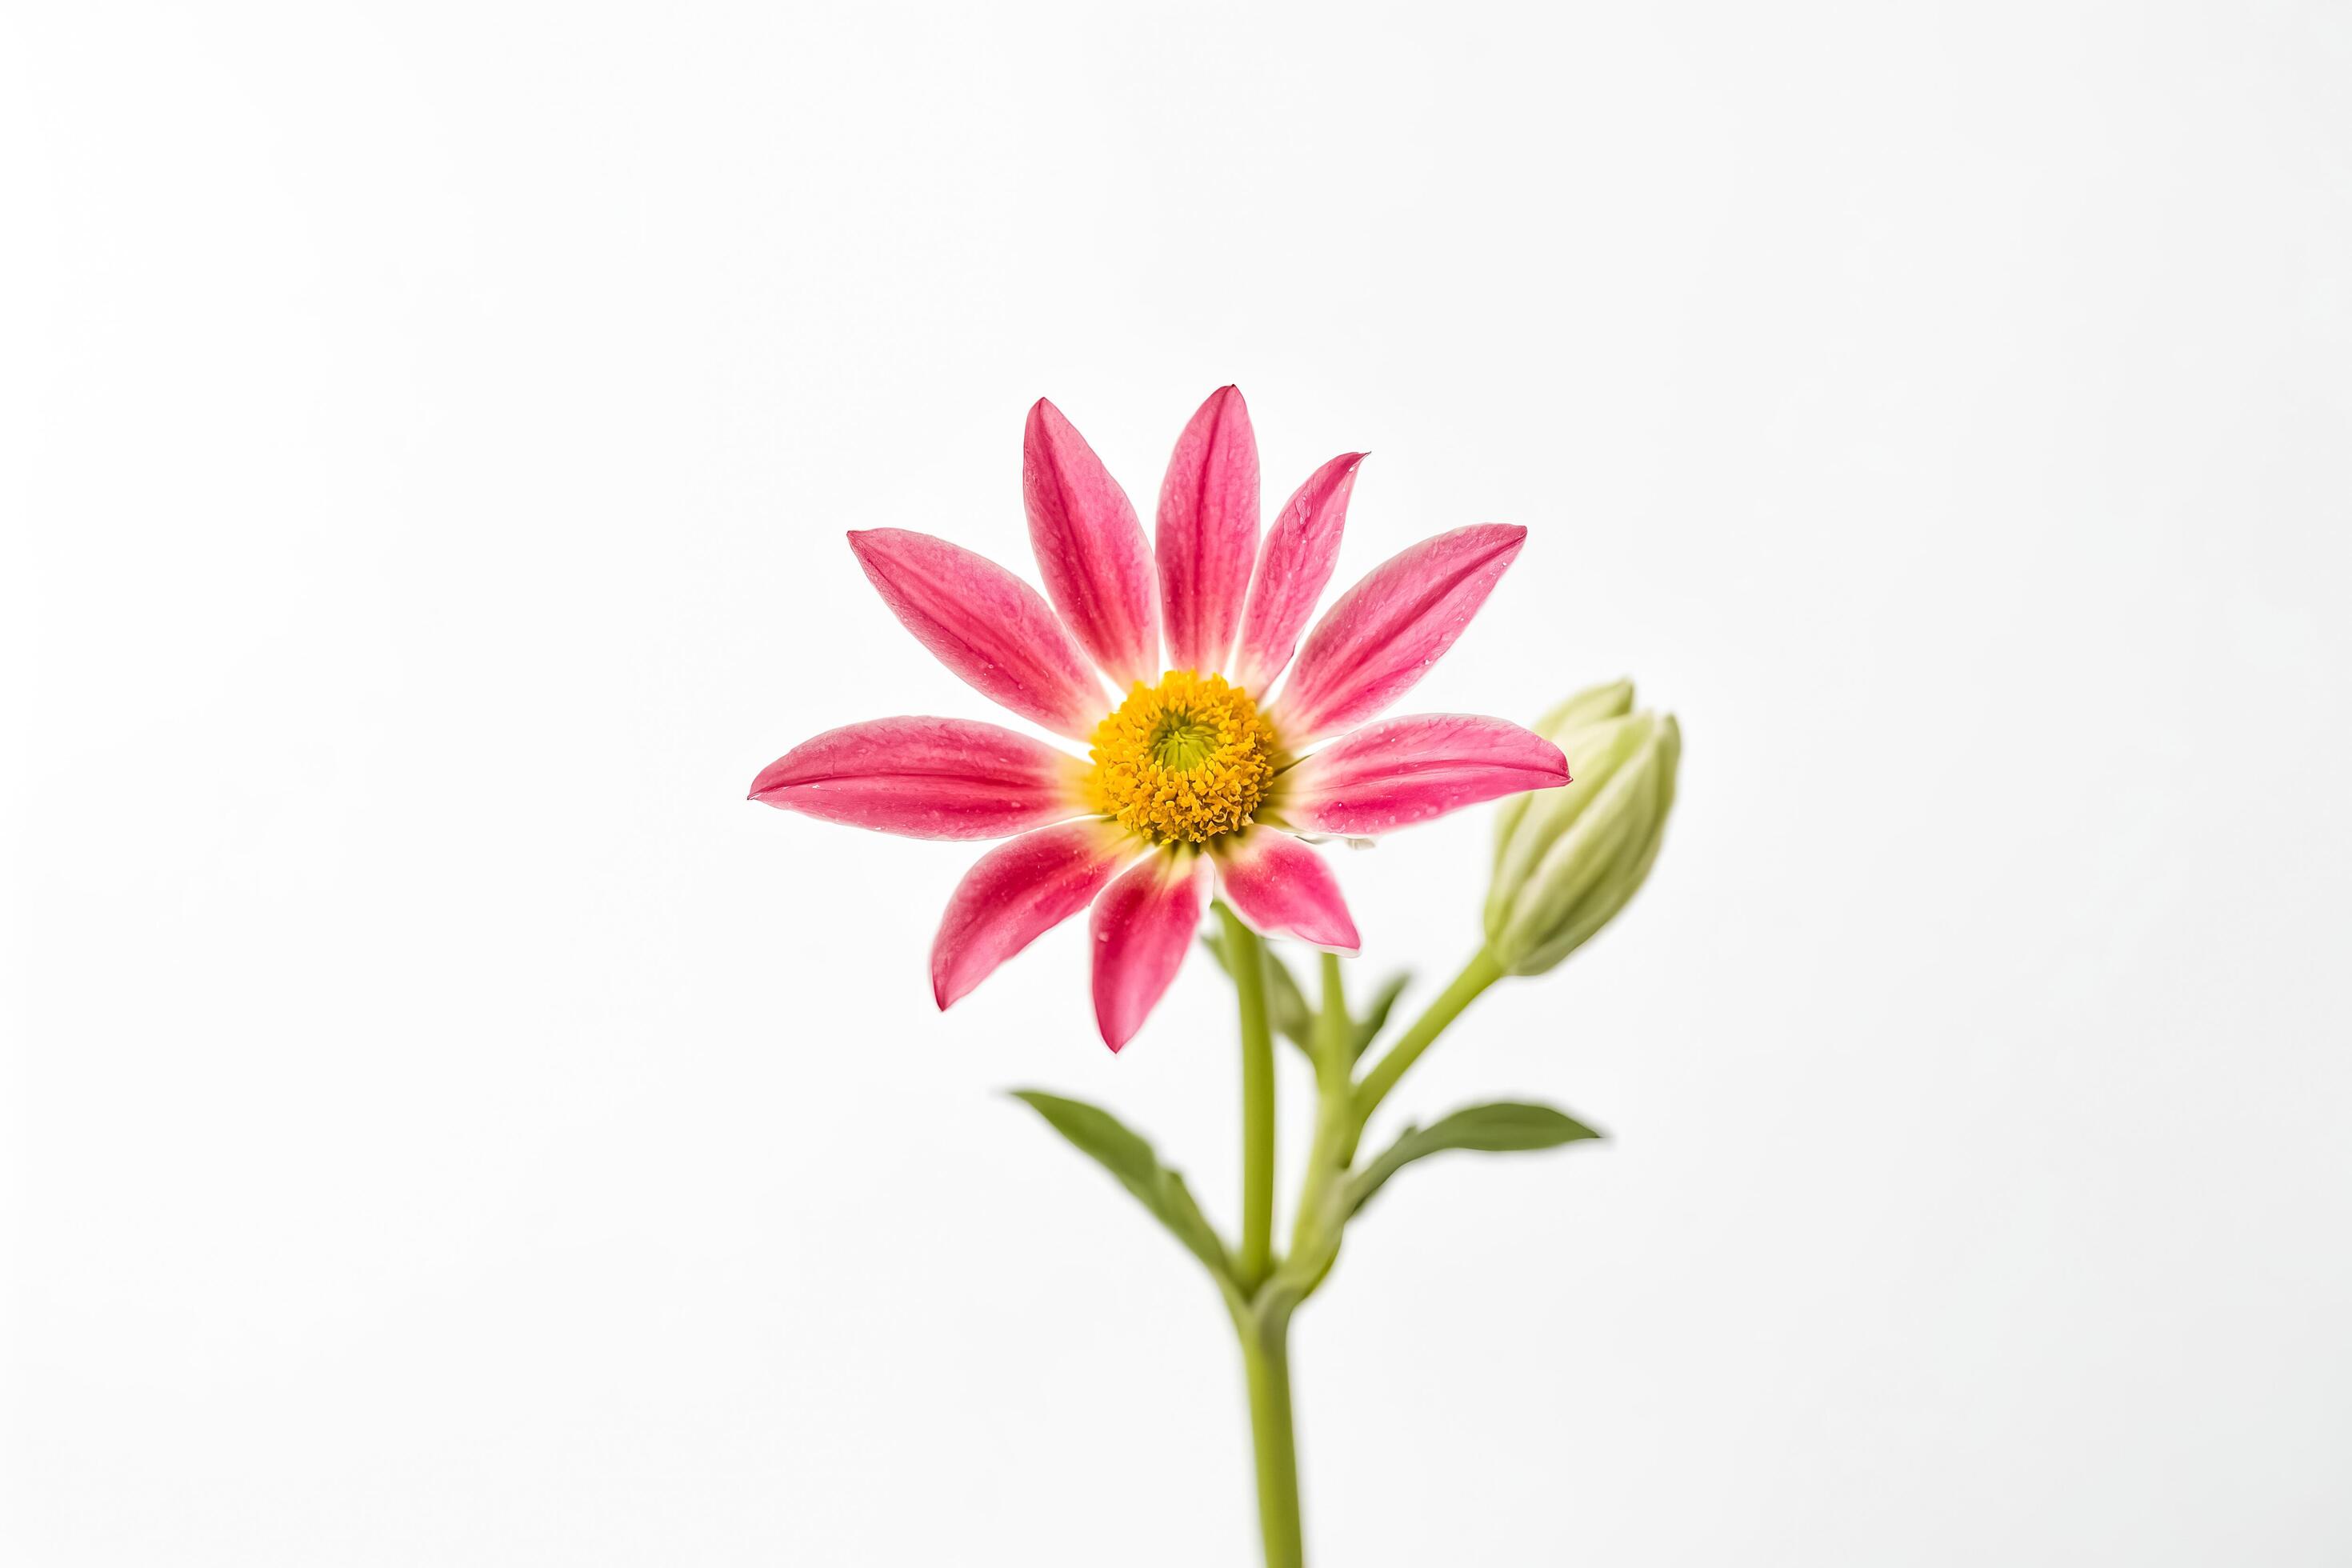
[[1217, 905, 1300, 1563], [1218, 904, 1278, 1290], [1277, 955, 1356, 1298], [1349, 946, 1505, 1148], [1239, 1305, 1303, 1568], [1312, 951, 1351, 1089]]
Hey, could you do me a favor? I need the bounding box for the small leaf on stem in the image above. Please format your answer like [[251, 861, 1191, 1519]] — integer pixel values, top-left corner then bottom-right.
[[1009, 1090, 1234, 1286], [1349, 972, 1412, 1059], [1346, 1102, 1602, 1217]]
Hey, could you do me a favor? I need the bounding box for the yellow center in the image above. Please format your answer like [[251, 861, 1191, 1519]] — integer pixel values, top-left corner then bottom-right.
[[1087, 670, 1279, 844]]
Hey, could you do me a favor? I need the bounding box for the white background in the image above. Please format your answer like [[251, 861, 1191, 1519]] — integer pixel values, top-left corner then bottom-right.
[[5, 2, 2348, 1563]]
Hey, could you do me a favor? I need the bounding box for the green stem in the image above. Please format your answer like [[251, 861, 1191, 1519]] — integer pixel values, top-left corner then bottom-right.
[[1279, 955, 1355, 1288], [1239, 1306, 1303, 1568], [1312, 952, 1351, 1090], [1219, 904, 1278, 1290], [1349, 946, 1506, 1147]]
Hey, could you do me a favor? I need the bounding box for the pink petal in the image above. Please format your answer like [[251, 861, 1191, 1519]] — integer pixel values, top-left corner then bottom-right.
[[1089, 849, 1211, 1051], [1024, 398, 1160, 689], [848, 529, 1106, 741], [1269, 524, 1527, 743], [750, 717, 1088, 840], [1227, 452, 1362, 697], [932, 818, 1137, 1008], [1155, 386, 1260, 674], [1274, 714, 1569, 837], [1212, 830, 1361, 954]]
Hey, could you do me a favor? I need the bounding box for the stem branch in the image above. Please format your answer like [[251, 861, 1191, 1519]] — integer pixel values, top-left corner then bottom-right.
[[1350, 946, 1506, 1146], [1219, 904, 1278, 1290]]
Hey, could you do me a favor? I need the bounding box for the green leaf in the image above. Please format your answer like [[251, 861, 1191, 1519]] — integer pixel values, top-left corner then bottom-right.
[[1263, 951, 1313, 1047], [1349, 972, 1412, 1059], [1346, 1101, 1602, 1217], [1009, 1090, 1233, 1284], [1200, 929, 1314, 1051]]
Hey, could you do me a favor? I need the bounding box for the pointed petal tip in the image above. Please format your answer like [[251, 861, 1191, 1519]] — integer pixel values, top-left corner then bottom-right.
[[1094, 997, 1141, 1051], [1458, 521, 1529, 558], [931, 954, 981, 1011], [747, 755, 794, 802], [1026, 398, 1078, 442], [1306, 929, 1362, 957], [1290, 914, 1364, 958]]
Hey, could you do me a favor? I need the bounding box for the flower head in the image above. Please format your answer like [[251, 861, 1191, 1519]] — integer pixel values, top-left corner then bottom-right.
[[1088, 671, 1279, 843], [751, 388, 1569, 1050]]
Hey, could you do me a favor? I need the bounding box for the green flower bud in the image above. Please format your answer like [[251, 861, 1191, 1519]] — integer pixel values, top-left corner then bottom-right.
[[1485, 680, 1681, 976]]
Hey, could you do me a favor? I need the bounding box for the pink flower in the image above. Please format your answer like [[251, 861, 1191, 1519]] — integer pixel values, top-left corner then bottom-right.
[[751, 389, 1569, 1050]]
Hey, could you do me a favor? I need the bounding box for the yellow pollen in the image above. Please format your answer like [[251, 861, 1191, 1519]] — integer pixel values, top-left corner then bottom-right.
[[1087, 670, 1279, 844]]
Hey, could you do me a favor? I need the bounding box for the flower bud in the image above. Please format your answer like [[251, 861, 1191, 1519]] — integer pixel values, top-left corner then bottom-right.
[[1485, 680, 1680, 976]]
